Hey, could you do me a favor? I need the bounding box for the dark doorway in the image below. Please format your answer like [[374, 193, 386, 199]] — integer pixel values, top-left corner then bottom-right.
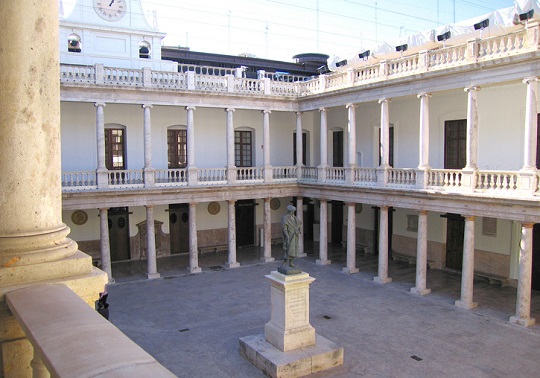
[[444, 119, 467, 169], [532, 224, 540, 291], [105, 128, 126, 170], [305, 199, 315, 241], [235, 130, 253, 167], [333, 130, 344, 167], [108, 207, 130, 261], [169, 204, 189, 254], [373, 207, 394, 256], [331, 201, 343, 244], [293, 132, 307, 165], [236, 200, 255, 246], [444, 213, 465, 270]]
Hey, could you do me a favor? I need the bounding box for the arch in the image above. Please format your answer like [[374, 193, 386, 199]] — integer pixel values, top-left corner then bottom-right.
[[67, 33, 81, 53]]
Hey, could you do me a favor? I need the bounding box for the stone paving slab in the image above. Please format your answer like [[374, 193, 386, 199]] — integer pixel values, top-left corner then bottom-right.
[[107, 257, 540, 377]]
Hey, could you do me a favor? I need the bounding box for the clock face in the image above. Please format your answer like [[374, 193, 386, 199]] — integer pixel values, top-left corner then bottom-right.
[[94, 0, 127, 21]]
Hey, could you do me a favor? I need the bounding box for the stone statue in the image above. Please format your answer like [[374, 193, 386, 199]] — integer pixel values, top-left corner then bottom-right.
[[281, 205, 302, 267]]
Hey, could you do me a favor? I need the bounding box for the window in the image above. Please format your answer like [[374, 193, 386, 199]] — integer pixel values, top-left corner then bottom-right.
[[167, 129, 187, 168], [235, 130, 252, 167], [105, 128, 125, 170], [139, 41, 151, 59], [67, 33, 81, 53], [444, 119, 466, 169]]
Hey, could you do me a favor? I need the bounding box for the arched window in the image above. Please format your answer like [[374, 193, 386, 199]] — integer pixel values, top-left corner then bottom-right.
[[139, 41, 151, 59], [67, 33, 81, 53]]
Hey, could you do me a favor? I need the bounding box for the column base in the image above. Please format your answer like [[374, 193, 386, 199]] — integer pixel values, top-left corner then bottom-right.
[[226, 262, 240, 269], [297, 252, 307, 258], [108, 277, 116, 284], [410, 287, 431, 295], [509, 315, 536, 327], [261, 257, 275, 263], [147, 273, 160, 280], [374, 276, 392, 284], [188, 267, 202, 274], [455, 299, 478, 310], [316, 259, 331, 265], [342, 267, 359, 274]]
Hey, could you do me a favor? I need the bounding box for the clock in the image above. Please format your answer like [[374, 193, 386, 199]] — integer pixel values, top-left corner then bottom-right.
[[94, 0, 127, 21]]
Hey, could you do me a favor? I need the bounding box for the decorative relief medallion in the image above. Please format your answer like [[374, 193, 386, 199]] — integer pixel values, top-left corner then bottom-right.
[[208, 202, 221, 215], [270, 198, 281, 210], [71, 210, 88, 225], [355, 203, 363, 214]]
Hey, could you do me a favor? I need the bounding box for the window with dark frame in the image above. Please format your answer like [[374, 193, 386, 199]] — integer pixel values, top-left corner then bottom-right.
[[235, 130, 252, 167], [444, 119, 467, 169], [167, 129, 187, 168], [105, 128, 125, 170]]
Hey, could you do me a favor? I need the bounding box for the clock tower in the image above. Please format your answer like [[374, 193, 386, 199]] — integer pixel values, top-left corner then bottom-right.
[[59, 0, 177, 71]]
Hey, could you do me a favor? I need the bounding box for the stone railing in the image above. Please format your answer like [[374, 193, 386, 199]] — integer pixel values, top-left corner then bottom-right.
[[6, 284, 175, 377], [60, 24, 539, 99], [61, 166, 540, 198]]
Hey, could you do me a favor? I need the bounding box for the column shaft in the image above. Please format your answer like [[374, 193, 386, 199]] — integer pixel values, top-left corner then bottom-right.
[[296, 197, 306, 257], [411, 211, 431, 295], [227, 200, 240, 268], [455, 215, 477, 309], [226, 108, 236, 183], [346, 104, 357, 167], [319, 108, 328, 167], [343, 203, 359, 274], [146, 206, 159, 279], [96, 103, 106, 170], [262, 198, 275, 262], [186, 106, 196, 168], [379, 99, 390, 167], [316, 199, 330, 265], [99, 208, 113, 282], [143, 104, 153, 169], [374, 206, 392, 283], [418, 93, 431, 169], [465, 87, 480, 170], [296, 112, 303, 168], [522, 78, 538, 170], [510, 223, 536, 326], [188, 203, 201, 273]]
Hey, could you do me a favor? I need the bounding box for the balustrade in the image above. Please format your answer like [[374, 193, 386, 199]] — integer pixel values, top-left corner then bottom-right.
[[198, 168, 227, 184], [273, 166, 297, 181], [237, 167, 263, 181], [326, 167, 346, 182], [155, 169, 188, 185], [109, 170, 144, 186], [388, 168, 417, 186], [353, 167, 378, 184], [476, 171, 518, 191], [62, 171, 96, 189]]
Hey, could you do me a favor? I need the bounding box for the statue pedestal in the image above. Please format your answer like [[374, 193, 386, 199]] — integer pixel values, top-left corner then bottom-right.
[[240, 271, 343, 377]]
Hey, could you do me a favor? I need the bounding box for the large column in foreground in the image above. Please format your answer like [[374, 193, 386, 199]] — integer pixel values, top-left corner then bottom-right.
[[316, 199, 330, 265], [374, 206, 392, 284], [455, 215, 477, 309], [343, 202, 359, 274]]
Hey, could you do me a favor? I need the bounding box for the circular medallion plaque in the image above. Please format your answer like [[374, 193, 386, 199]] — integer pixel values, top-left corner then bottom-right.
[[71, 210, 88, 225], [270, 198, 281, 210], [355, 203, 363, 214], [208, 202, 221, 215]]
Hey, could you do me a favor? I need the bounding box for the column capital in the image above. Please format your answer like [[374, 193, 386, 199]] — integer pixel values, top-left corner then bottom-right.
[[94, 102, 106, 108], [378, 98, 391, 104], [295, 111, 303, 116], [521, 222, 535, 229], [186, 106, 196, 111], [226, 108, 235, 113], [346, 103, 357, 109], [463, 215, 476, 220], [417, 92, 432, 99], [262, 109, 272, 114], [98, 207, 109, 212], [345, 202, 356, 207], [142, 103, 153, 109], [228, 199, 236, 205], [523, 76, 539, 85], [418, 209, 428, 216], [464, 85, 481, 93], [319, 107, 327, 113], [144, 204, 154, 209]]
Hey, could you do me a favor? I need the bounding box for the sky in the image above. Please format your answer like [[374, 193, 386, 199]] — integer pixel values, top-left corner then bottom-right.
[[65, 0, 517, 62]]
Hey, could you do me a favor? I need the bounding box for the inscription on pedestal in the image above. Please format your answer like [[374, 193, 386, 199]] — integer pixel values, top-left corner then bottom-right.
[[287, 289, 307, 324]]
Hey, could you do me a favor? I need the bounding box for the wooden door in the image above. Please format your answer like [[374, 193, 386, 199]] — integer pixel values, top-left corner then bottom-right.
[[169, 204, 189, 254], [445, 213, 464, 270], [444, 120, 466, 169], [293, 132, 307, 165], [532, 224, 540, 291], [108, 207, 130, 261], [331, 201, 343, 244], [236, 200, 255, 246], [333, 130, 344, 167]]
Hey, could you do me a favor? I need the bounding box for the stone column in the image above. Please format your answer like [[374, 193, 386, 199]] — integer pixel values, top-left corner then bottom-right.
[[411, 211, 431, 295], [464, 86, 480, 170], [417, 93, 431, 170], [455, 215, 478, 309], [142, 104, 155, 187], [145, 205, 160, 279], [226, 108, 237, 183], [296, 112, 303, 180], [522, 78, 538, 171], [99, 208, 113, 283], [318, 108, 328, 182], [186, 106, 198, 185], [95, 102, 109, 188], [343, 203, 359, 274], [296, 197, 307, 257], [262, 198, 275, 262], [316, 199, 331, 265], [379, 98, 391, 168], [227, 200, 240, 268], [510, 223, 536, 326], [188, 203, 202, 273], [374, 206, 392, 283], [262, 110, 273, 182], [346, 104, 357, 167]]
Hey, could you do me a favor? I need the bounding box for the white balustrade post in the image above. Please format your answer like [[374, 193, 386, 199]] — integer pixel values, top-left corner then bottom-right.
[[262, 198, 275, 262], [263, 110, 273, 182], [318, 108, 328, 182], [343, 202, 359, 274], [411, 210, 431, 295], [142, 104, 155, 187], [296, 197, 306, 257], [455, 215, 478, 309], [225, 108, 237, 184], [227, 200, 240, 268], [95, 102, 109, 188], [296, 112, 303, 180], [186, 106, 198, 185], [188, 203, 202, 273], [146, 205, 160, 279], [316, 199, 331, 265], [510, 223, 536, 326], [374, 206, 392, 284], [99, 208, 114, 283], [417, 92, 431, 188]]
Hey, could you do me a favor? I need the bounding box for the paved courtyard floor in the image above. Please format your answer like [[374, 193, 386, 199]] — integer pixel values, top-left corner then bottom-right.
[[106, 244, 540, 377]]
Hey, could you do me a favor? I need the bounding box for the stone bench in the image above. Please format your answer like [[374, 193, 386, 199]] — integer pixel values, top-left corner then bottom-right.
[[474, 271, 510, 287], [6, 284, 175, 377], [199, 244, 229, 254], [392, 251, 435, 269]]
